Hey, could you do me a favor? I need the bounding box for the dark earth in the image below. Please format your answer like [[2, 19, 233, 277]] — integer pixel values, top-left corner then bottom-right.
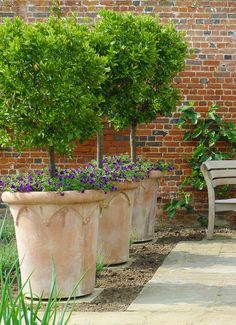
[[74, 227, 208, 312]]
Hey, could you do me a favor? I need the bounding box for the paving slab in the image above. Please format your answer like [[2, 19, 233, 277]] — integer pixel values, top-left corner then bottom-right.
[[150, 270, 236, 285], [129, 233, 236, 316], [65, 310, 236, 325], [66, 311, 206, 325]]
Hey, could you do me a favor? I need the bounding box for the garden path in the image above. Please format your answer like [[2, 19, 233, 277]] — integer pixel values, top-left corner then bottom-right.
[[66, 233, 236, 324]]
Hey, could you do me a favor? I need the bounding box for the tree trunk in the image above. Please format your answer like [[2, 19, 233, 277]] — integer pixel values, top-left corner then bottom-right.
[[130, 122, 137, 163], [97, 129, 104, 169], [48, 146, 56, 177]]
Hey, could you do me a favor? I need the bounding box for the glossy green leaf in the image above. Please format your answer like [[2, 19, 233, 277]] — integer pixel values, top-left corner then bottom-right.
[[182, 131, 191, 141]]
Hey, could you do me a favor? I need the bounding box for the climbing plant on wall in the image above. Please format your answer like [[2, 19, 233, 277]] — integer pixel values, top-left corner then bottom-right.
[[165, 104, 236, 218]]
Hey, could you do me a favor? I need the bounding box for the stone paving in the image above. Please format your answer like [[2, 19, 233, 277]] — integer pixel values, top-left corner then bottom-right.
[[68, 233, 236, 324]]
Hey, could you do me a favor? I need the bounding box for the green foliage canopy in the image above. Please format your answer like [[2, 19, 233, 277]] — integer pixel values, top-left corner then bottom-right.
[[91, 11, 189, 129], [0, 17, 107, 156]]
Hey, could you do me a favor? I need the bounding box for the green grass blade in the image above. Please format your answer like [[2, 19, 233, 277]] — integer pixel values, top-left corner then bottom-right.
[[57, 269, 89, 325]]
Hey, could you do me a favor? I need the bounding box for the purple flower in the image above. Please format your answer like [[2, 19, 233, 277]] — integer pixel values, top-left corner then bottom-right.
[[0, 155, 171, 194]]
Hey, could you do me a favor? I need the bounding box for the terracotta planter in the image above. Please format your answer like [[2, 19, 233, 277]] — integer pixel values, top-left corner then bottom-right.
[[131, 170, 163, 242], [97, 182, 137, 265], [2, 190, 105, 299]]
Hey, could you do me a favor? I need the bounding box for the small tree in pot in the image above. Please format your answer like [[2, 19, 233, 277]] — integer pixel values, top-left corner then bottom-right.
[[91, 11, 189, 241], [0, 16, 107, 298]]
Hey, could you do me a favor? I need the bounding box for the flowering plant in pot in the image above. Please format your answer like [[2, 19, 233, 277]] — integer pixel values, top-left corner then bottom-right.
[[88, 156, 149, 265], [0, 16, 108, 298], [87, 155, 173, 263], [90, 11, 187, 244], [96, 155, 174, 243]]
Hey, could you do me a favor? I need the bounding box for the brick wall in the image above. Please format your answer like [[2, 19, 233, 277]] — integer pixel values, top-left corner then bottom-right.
[[0, 0, 236, 226]]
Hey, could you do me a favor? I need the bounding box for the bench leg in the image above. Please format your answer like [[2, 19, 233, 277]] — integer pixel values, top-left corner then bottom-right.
[[207, 205, 215, 240]]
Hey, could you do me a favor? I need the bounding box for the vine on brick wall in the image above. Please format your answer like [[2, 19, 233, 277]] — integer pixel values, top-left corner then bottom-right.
[[165, 104, 236, 219]]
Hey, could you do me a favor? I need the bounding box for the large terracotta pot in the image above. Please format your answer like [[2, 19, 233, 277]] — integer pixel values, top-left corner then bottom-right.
[[131, 170, 163, 242], [2, 190, 105, 299], [97, 182, 137, 265]]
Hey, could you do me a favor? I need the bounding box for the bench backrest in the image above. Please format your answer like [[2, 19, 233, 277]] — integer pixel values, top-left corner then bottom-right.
[[201, 160, 236, 188]]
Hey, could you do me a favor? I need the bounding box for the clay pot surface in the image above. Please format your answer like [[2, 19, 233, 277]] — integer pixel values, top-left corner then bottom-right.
[[2, 190, 105, 299], [132, 171, 163, 242], [97, 182, 137, 265]]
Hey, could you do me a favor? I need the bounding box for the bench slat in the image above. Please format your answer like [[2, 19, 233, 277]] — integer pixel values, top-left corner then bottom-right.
[[210, 170, 236, 179], [215, 199, 236, 212], [212, 178, 236, 187], [215, 198, 236, 204], [204, 160, 236, 170], [215, 198, 236, 212], [216, 203, 236, 212]]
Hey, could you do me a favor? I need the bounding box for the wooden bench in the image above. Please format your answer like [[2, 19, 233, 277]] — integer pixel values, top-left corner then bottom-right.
[[201, 160, 236, 239]]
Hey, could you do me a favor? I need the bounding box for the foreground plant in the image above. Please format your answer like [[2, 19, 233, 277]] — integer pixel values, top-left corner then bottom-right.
[[0, 213, 18, 278], [0, 264, 77, 325]]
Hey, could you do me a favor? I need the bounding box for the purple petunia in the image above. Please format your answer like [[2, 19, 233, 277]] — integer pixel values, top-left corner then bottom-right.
[[0, 155, 172, 194]]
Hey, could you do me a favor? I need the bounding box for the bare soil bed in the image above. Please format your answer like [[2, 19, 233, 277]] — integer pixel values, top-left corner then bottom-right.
[[74, 227, 207, 312]]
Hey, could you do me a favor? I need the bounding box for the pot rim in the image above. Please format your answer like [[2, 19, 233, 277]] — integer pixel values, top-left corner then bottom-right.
[[149, 170, 163, 179], [2, 189, 106, 205], [115, 181, 139, 190]]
